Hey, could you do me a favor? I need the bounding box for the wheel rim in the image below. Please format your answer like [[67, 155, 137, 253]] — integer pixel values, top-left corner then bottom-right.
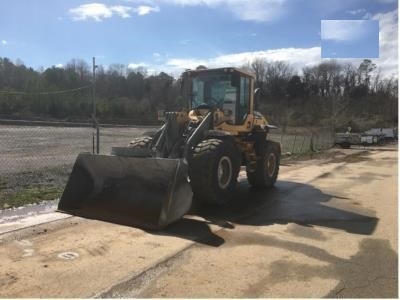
[[217, 156, 232, 189], [266, 153, 276, 177]]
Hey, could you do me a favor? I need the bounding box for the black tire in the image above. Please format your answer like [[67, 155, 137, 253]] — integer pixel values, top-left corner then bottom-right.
[[189, 138, 240, 205], [129, 136, 153, 149], [246, 140, 280, 188], [339, 142, 351, 149], [111, 136, 153, 156]]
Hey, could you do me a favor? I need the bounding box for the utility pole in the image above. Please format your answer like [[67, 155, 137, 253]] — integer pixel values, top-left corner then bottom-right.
[[92, 57, 99, 154]]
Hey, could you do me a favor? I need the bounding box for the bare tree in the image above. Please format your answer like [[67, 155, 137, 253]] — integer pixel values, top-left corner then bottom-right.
[[66, 59, 90, 81], [264, 61, 294, 98], [358, 59, 377, 86], [108, 64, 126, 77], [250, 58, 267, 88]]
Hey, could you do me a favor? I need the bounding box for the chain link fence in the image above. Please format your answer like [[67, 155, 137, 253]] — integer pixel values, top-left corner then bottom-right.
[[0, 122, 334, 209], [0, 122, 154, 209], [269, 129, 334, 154]]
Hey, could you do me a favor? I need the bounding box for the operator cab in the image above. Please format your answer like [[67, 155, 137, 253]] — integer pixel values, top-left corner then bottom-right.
[[182, 68, 253, 125]]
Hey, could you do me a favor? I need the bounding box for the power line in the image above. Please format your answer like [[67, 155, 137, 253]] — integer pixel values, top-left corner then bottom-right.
[[0, 84, 92, 95]]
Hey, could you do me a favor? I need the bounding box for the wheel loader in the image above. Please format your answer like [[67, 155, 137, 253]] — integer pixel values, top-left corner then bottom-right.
[[58, 67, 281, 230]]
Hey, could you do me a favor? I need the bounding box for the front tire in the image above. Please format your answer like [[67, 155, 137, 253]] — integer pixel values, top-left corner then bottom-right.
[[246, 140, 280, 188], [189, 139, 240, 204]]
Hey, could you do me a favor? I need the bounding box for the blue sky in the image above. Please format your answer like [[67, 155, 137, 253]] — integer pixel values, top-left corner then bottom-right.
[[0, 0, 397, 76], [321, 19, 379, 58]]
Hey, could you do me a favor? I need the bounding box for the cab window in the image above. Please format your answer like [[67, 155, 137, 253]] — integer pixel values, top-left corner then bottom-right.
[[238, 76, 250, 123]]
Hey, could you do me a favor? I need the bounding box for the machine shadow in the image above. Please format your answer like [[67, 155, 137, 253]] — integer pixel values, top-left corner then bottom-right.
[[152, 179, 379, 247]]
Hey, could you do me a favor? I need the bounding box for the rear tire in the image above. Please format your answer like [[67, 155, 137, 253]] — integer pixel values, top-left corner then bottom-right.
[[339, 142, 351, 149], [111, 136, 153, 156], [129, 136, 152, 149], [189, 138, 240, 205], [246, 140, 280, 188]]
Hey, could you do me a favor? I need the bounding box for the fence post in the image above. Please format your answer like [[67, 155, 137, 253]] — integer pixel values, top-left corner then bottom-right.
[[310, 133, 314, 152], [300, 135, 306, 153], [96, 126, 100, 154], [92, 56, 99, 154], [292, 135, 297, 153]]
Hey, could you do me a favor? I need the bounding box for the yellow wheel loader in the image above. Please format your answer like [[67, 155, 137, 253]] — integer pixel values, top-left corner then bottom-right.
[[58, 67, 281, 230]]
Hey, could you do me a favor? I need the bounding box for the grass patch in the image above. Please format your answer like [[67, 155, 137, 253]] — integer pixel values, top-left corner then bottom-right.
[[0, 176, 8, 190], [1, 186, 63, 209], [282, 150, 322, 161], [0, 165, 70, 210]]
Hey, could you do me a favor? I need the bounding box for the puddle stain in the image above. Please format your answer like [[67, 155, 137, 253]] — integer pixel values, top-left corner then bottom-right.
[[325, 151, 372, 164], [237, 237, 397, 298], [0, 272, 18, 287], [347, 172, 391, 184], [316, 172, 332, 179], [285, 224, 327, 241]]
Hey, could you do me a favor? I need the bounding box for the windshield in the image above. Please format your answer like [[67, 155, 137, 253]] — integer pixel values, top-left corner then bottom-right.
[[190, 73, 238, 109]]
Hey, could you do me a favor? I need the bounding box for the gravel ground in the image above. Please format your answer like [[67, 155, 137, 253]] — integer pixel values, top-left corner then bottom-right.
[[0, 125, 157, 174], [0, 125, 157, 208]]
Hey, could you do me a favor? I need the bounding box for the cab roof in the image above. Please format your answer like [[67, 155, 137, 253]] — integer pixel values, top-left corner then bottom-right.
[[182, 67, 255, 79]]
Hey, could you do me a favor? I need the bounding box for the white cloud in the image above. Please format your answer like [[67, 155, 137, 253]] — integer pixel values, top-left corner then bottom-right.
[[160, 0, 287, 22], [228, 0, 286, 22], [69, 3, 158, 21], [318, 10, 397, 78], [55, 64, 64, 68], [163, 47, 322, 74], [152, 52, 164, 62], [153, 8, 397, 79], [362, 13, 373, 19], [111, 5, 133, 18], [69, 3, 113, 21], [372, 9, 398, 77], [321, 20, 370, 41], [68, 0, 287, 22], [133, 5, 160, 15], [128, 62, 148, 69], [118, 7, 395, 79], [1, 40, 7, 45], [346, 8, 366, 15]]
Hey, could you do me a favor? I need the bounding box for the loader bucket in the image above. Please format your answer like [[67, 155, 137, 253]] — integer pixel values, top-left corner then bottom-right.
[[57, 153, 193, 230]]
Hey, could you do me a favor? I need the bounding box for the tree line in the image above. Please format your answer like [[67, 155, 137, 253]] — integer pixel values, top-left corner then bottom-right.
[[244, 58, 397, 131], [0, 57, 397, 130]]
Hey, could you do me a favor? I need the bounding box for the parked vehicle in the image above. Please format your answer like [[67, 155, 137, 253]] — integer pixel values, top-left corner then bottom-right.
[[334, 132, 361, 149]]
